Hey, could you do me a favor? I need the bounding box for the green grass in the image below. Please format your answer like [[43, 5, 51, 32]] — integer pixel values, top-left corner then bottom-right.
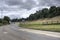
[[0, 22, 9, 26], [0, 23, 3, 26], [19, 22, 60, 32]]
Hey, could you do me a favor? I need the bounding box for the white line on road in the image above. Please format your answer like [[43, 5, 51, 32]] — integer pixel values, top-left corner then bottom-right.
[[18, 29, 60, 38], [3, 32, 8, 34]]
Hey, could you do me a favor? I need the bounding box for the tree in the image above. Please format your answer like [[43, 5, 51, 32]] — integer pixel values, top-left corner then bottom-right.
[[0, 19, 2, 23], [49, 6, 57, 18], [3, 16, 10, 23], [41, 8, 49, 18], [56, 7, 60, 16], [26, 6, 60, 21]]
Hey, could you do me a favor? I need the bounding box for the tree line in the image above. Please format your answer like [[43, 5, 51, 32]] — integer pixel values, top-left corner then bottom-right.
[[26, 6, 60, 21]]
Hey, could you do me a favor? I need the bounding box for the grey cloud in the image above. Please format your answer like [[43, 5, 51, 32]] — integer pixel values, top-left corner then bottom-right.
[[4, 0, 60, 10], [0, 0, 60, 11], [0, 0, 60, 18], [5, 0, 23, 6], [20, 0, 36, 10], [38, 0, 54, 6], [5, 0, 36, 10]]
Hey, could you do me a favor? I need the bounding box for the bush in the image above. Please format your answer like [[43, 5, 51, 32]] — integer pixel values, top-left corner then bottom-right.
[[0, 23, 3, 26], [2, 20, 8, 25], [0, 19, 2, 23]]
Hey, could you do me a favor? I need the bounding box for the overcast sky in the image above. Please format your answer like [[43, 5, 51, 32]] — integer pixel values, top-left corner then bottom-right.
[[0, 0, 60, 19]]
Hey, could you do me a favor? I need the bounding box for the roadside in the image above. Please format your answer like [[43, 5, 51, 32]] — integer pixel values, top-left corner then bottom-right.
[[19, 23, 60, 32], [19, 27, 60, 38], [19, 21, 60, 39], [19, 16, 60, 32]]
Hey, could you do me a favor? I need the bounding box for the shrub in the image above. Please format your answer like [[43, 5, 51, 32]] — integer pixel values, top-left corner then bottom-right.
[[2, 20, 8, 25], [0, 23, 3, 26]]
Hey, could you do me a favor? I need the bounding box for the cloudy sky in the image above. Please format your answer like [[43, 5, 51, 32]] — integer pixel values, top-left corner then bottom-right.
[[0, 0, 60, 19]]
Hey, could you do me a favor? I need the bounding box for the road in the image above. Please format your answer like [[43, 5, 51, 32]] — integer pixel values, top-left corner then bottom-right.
[[0, 23, 60, 40]]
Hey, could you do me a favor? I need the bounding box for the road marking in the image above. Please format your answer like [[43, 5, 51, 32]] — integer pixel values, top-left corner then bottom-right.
[[18, 29, 60, 38], [18, 29, 25, 31], [3, 32, 8, 34]]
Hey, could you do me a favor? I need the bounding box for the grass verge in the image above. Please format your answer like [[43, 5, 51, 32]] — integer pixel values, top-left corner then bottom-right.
[[19, 22, 60, 32], [0, 23, 3, 26]]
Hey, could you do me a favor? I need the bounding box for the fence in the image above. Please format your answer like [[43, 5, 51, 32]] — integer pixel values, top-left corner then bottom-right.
[[42, 20, 60, 25]]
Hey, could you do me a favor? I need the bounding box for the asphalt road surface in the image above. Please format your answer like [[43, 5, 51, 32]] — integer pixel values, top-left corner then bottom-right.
[[0, 23, 60, 40]]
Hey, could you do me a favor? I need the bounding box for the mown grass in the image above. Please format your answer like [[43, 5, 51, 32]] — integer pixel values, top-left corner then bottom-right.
[[19, 22, 60, 32]]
